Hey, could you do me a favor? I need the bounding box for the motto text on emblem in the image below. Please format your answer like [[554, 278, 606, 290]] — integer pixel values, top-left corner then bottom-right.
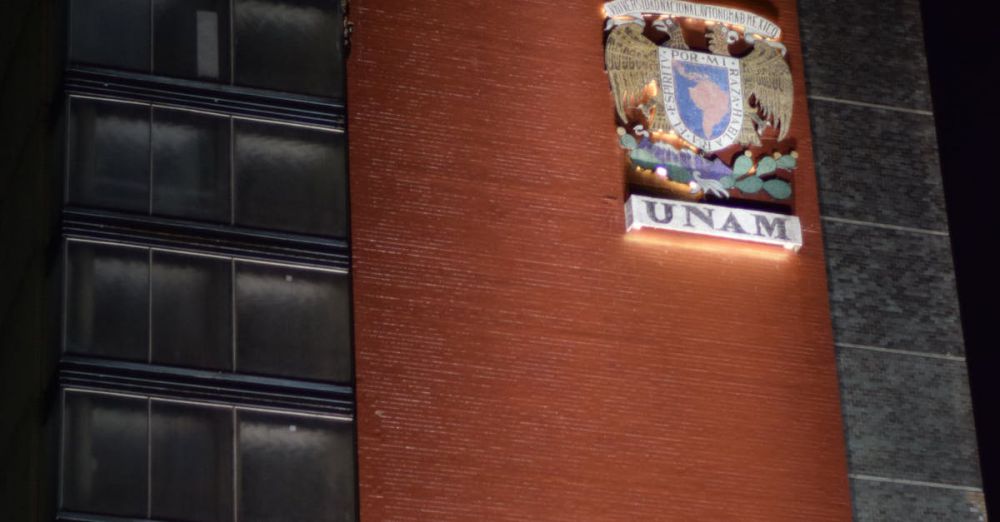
[[603, 0, 802, 250]]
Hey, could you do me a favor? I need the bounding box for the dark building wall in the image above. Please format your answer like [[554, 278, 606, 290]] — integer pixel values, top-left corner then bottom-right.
[[347, 0, 853, 519], [798, 0, 986, 519], [0, 1, 59, 521]]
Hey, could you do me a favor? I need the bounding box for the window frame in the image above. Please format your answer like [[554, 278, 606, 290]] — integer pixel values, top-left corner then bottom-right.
[[56, 0, 357, 519]]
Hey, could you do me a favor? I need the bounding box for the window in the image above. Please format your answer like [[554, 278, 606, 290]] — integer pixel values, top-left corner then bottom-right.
[[61, 390, 356, 521], [69, 0, 345, 97], [66, 97, 348, 234], [58, 1, 356, 520]]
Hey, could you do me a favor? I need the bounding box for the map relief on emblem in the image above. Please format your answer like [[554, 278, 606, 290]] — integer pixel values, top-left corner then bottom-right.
[[604, 0, 796, 212]]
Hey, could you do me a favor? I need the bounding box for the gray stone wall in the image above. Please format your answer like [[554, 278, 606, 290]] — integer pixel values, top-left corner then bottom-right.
[[798, 0, 986, 520], [0, 1, 59, 521]]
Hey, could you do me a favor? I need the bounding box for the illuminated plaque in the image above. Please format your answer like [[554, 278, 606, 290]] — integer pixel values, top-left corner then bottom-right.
[[625, 195, 802, 249], [603, 0, 803, 251]]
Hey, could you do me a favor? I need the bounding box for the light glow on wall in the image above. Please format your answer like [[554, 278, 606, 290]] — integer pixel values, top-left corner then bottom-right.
[[624, 227, 796, 262]]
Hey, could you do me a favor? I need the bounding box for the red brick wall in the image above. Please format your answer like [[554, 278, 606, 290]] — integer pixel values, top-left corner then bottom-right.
[[347, 1, 852, 519]]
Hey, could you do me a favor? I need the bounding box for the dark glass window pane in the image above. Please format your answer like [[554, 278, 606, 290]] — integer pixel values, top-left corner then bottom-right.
[[153, 0, 231, 82], [66, 241, 149, 361], [152, 108, 231, 222], [151, 251, 232, 370], [234, 120, 346, 237], [234, 0, 344, 97], [238, 410, 355, 521], [68, 98, 151, 213], [69, 0, 150, 72], [235, 262, 351, 382], [62, 391, 148, 517], [151, 401, 234, 522]]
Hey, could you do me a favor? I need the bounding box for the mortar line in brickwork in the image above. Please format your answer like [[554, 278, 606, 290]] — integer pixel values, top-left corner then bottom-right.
[[807, 94, 935, 116], [836, 342, 966, 362], [849, 473, 982, 492], [821, 216, 950, 236]]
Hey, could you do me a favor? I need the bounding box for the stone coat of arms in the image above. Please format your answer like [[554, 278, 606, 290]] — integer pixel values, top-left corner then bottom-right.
[[604, 0, 797, 206]]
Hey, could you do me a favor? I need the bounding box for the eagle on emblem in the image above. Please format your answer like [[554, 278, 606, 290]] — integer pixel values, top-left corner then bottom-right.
[[605, 20, 793, 148]]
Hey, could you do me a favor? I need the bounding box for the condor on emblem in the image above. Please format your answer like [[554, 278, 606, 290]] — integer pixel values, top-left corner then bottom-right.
[[603, 0, 802, 251]]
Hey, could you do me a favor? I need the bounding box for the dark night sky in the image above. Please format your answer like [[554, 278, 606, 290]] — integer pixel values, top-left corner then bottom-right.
[[921, 0, 1000, 515]]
